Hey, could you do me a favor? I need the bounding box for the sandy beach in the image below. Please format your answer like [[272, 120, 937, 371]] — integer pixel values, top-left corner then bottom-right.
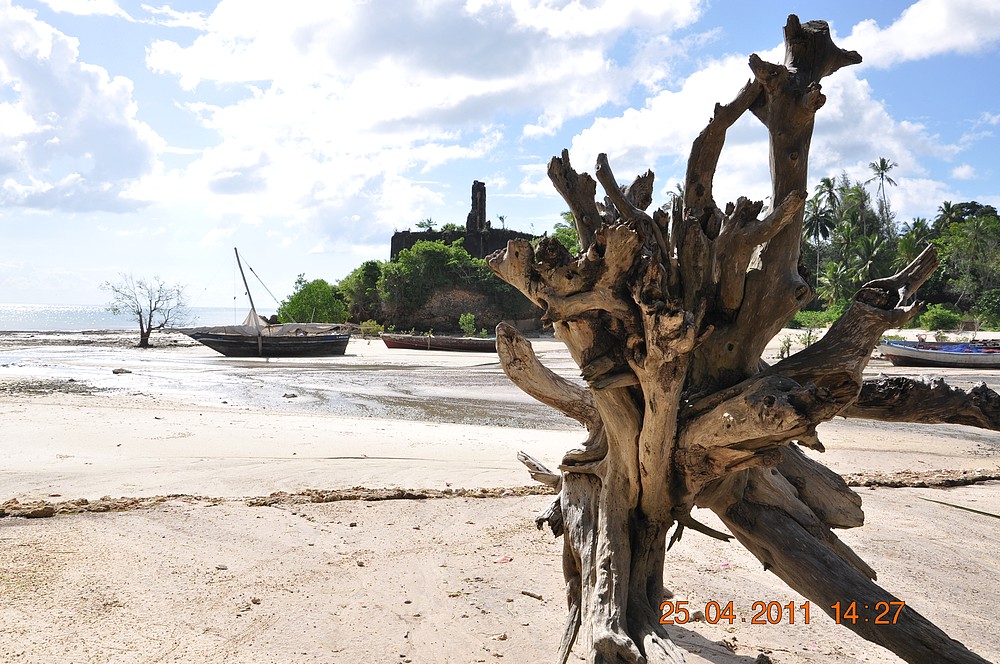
[[1, 329, 998, 663]]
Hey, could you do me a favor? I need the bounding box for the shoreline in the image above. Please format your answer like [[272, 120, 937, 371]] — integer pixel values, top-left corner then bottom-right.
[[3, 327, 999, 503]]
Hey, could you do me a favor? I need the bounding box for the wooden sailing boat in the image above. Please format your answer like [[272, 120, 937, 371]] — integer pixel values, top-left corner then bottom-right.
[[182, 249, 351, 357]]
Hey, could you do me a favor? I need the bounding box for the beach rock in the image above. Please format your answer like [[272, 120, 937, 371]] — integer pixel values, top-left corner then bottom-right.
[[112, 368, 132, 374], [22, 505, 56, 519]]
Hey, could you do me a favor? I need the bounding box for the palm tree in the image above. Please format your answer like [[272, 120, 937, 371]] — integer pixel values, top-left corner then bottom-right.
[[831, 218, 860, 266], [934, 201, 961, 232], [803, 195, 836, 288], [865, 157, 898, 220], [840, 183, 872, 235], [893, 218, 934, 270], [852, 234, 886, 284], [814, 176, 839, 216], [902, 217, 933, 244], [894, 234, 924, 270], [818, 262, 854, 305]]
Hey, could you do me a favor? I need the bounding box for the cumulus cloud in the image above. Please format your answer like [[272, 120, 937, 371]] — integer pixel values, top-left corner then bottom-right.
[[499, 0, 701, 38], [138, 0, 711, 244], [0, 0, 160, 211], [843, 0, 1000, 68], [951, 164, 977, 180], [558, 17, 974, 221]]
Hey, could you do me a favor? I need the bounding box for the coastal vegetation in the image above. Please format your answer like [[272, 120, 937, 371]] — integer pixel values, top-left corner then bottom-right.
[[276, 274, 348, 324], [100, 274, 190, 348], [801, 167, 999, 330], [335, 239, 536, 332]]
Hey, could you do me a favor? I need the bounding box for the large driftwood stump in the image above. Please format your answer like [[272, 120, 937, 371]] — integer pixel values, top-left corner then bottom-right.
[[489, 16, 992, 664]]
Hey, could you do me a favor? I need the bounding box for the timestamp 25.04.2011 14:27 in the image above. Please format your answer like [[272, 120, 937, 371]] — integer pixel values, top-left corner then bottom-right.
[[658, 600, 906, 626]]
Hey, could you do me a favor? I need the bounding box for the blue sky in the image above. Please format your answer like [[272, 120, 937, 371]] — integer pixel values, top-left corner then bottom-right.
[[1, 0, 998, 307]]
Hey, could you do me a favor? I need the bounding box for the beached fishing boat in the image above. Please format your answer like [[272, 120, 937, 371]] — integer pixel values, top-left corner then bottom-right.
[[878, 339, 1000, 369], [381, 333, 497, 353], [184, 314, 350, 358], [182, 249, 350, 358]]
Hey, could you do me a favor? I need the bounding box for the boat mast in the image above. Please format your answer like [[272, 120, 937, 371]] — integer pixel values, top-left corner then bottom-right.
[[234, 247, 264, 356]]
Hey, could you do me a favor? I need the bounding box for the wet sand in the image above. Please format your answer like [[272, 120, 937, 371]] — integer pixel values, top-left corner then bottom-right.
[[1, 329, 998, 663]]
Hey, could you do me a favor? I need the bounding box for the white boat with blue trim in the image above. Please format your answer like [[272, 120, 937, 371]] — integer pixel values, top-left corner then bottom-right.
[[878, 339, 1000, 369]]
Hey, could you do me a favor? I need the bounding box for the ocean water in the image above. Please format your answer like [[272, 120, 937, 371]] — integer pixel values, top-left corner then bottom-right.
[[0, 304, 275, 332]]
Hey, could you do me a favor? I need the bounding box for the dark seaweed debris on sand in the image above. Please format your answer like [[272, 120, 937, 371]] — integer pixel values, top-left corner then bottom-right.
[[0, 378, 101, 396]]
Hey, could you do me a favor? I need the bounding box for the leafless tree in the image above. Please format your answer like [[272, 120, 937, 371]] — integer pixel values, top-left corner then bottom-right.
[[101, 273, 190, 348]]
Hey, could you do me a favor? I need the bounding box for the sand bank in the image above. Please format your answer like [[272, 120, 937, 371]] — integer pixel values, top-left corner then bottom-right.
[[1, 330, 998, 663]]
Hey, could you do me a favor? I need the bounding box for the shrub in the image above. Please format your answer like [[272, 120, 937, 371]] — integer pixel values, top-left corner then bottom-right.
[[791, 310, 826, 329], [919, 303, 961, 331], [459, 313, 476, 336], [790, 301, 846, 329], [359, 319, 383, 336], [797, 328, 819, 346]]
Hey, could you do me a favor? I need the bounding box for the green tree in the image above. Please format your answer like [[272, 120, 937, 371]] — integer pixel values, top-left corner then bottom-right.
[[893, 218, 933, 270], [839, 181, 876, 236], [551, 211, 582, 255], [101, 274, 190, 348], [277, 275, 348, 323], [865, 157, 898, 223], [416, 218, 436, 231], [935, 214, 1000, 307], [973, 288, 1000, 329], [851, 233, 887, 284], [814, 176, 839, 215], [803, 195, 835, 289], [377, 240, 530, 326], [338, 260, 384, 322], [817, 262, 854, 306], [934, 200, 961, 233]]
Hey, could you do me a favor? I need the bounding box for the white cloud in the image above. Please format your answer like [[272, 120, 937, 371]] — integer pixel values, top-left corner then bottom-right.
[[501, 0, 702, 38], [558, 24, 972, 222], [136, 0, 714, 245], [843, 0, 1000, 68], [976, 112, 1000, 127], [0, 0, 161, 211], [893, 177, 955, 220], [38, 0, 132, 20], [951, 164, 977, 180], [140, 3, 208, 30]]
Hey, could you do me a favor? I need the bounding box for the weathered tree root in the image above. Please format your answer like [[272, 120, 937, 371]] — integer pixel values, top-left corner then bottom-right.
[[492, 14, 993, 664]]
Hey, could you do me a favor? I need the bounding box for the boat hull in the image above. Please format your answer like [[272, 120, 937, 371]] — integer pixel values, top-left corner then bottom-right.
[[381, 333, 497, 353], [187, 332, 350, 357], [878, 341, 1000, 369]]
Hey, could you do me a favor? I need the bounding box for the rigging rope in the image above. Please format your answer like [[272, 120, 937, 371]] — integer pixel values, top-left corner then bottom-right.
[[240, 255, 284, 307]]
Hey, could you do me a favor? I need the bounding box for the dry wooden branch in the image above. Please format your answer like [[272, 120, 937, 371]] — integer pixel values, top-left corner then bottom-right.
[[497, 323, 600, 430], [548, 149, 602, 253], [711, 475, 989, 664], [845, 376, 1000, 430]]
